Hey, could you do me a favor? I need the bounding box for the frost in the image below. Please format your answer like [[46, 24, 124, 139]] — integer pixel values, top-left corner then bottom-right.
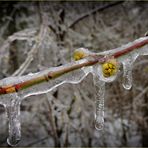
[[0, 37, 147, 145]]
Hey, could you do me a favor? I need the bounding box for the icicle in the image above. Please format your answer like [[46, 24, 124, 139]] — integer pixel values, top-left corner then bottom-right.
[[93, 65, 105, 130], [122, 61, 133, 90], [121, 52, 139, 90], [5, 94, 21, 146]]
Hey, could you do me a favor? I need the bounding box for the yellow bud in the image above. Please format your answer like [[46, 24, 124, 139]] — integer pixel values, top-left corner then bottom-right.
[[108, 69, 112, 73], [102, 63, 109, 70], [102, 59, 118, 77], [73, 49, 88, 61], [108, 63, 113, 69]]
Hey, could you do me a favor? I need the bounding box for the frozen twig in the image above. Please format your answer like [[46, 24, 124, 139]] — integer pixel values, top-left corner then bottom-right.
[[0, 28, 37, 72], [0, 28, 37, 53], [0, 36, 148, 95]]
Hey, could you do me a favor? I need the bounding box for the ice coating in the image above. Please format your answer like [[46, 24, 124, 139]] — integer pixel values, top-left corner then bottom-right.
[[0, 37, 147, 145], [98, 37, 148, 57], [19, 59, 90, 99]]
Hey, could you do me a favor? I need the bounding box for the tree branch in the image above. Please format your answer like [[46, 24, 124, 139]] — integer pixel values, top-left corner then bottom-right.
[[0, 36, 148, 95]]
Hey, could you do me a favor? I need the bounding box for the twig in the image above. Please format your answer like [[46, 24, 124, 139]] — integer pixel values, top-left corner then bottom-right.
[[68, 1, 124, 29], [25, 136, 49, 146], [0, 28, 37, 53], [0, 28, 37, 71], [46, 93, 61, 146], [0, 6, 16, 37], [133, 86, 148, 107]]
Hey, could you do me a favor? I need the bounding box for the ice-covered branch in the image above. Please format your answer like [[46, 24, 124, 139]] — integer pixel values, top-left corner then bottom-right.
[[0, 36, 148, 96], [0, 36, 147, 146]]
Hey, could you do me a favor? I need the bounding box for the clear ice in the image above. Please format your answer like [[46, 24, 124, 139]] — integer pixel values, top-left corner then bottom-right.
[[0, 37, 147, 145]]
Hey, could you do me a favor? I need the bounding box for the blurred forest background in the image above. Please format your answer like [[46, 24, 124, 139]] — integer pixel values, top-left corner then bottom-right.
[[0, 1, 148, 147]]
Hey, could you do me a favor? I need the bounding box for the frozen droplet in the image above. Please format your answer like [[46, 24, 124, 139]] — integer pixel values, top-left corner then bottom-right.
[[93, 67, 105, 130], [95, 113, 104, 130]]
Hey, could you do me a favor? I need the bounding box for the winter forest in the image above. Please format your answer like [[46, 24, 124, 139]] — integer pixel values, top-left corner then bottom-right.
[[0, 1, 148, 147]]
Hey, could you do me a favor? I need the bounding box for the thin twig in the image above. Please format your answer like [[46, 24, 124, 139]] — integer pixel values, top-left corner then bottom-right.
[[133, 86, 148, 107], [46, 93, 61, 146], [0, 7, 16, 37], [0, 28, 37, 70], [25, 136, 49, 146], [68, 1, 124, 29]]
